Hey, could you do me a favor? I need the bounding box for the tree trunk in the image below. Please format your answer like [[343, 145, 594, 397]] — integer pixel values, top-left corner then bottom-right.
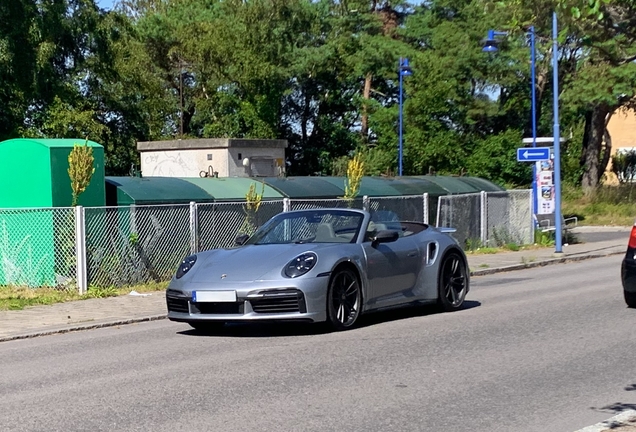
[[361, 72, 372, 143], [598, 118, 613, 183], [581, 103, 611, 193]]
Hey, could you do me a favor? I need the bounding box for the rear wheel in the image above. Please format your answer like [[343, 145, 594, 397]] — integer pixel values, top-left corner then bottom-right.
[[624, 291, 636, 308], [188, 321, 225, 332], [438, 252, 468, 312], [326, 268, 362, 331]]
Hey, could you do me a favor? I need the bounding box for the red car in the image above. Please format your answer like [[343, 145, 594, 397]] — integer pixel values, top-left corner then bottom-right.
[[621, 224, 636, 307]]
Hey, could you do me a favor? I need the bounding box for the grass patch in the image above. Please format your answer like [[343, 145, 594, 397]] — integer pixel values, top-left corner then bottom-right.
[[0, 281, 168, 311], [466, 247, 502, 255], [562, 183, 636, 226]]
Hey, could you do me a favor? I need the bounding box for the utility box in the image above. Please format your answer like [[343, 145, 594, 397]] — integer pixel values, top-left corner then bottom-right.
[[137, 138, 287, 178], [0, 138, 105, 287]]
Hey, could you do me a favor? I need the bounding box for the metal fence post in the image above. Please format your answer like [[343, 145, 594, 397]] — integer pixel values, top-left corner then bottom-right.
[[75, 206, 87, 295], [362, 195, 370, 212], [529, 189, 535, 243], [423, 193, 429, 224], [189, 201, 199, 254], [283, 198, 290, 212], [480, 191, 487, 245], [435, 196, 442, 227]]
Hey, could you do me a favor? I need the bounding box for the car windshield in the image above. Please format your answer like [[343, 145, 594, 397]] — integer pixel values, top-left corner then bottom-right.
[[245, 210, 364, 245]]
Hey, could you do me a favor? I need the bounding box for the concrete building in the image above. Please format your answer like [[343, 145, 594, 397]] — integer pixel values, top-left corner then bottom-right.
[[606, 109, 636, 183], [137, 138, 287, 178]]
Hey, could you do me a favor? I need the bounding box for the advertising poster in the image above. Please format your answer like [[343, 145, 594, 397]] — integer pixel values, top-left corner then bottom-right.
[[536, 155, 555, 215]]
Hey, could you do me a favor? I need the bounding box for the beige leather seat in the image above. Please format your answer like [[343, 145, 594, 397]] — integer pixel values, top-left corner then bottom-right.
[[315, 223, 336, 242]]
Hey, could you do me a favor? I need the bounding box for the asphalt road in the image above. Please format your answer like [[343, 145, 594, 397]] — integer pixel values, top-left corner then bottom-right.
[[1, 255, 635, 432], [576, 229, 630, 244]]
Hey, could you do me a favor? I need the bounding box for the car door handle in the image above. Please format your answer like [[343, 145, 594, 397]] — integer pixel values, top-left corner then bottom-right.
[[407, 252, 418, 257]]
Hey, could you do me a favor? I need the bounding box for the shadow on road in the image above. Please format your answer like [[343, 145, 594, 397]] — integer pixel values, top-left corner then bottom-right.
[[177, 300, 482, 338]]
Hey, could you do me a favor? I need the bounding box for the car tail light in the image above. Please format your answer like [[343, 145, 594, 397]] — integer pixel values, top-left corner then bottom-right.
[[628, 226, 636, 249]]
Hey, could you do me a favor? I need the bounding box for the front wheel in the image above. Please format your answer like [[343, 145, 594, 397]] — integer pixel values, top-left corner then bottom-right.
[[625, 290, 636, 308], [438, 252, 468, 312], [326, 268, 362, 331]]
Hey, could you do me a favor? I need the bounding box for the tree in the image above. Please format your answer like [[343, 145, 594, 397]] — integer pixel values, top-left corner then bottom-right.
[[68, 139, 96, 206]]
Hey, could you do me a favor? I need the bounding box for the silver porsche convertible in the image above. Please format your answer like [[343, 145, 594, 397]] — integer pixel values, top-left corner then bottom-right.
[[166, 208, 469, 331]]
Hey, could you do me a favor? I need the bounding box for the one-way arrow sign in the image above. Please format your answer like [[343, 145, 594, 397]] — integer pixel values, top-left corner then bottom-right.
[[517, 147, 550, 162]]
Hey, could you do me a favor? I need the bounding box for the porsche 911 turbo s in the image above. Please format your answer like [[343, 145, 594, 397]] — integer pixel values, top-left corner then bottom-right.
[[166, 208, 469, 331]]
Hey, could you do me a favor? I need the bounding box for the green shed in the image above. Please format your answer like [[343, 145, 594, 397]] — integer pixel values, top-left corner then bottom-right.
[[262, 176, 503, 198], [0, 138, 105, 208], [105, 176, 284, 205], [0, 138, 105, 287]]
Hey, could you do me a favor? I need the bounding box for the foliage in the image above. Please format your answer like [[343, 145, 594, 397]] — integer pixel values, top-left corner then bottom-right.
[[611, 150, 636, 184], [239, 182, 264, 235], [68, 139, 96, 206], [0, 281, 167, 311], [343, 152, 365, 203], [562, 184, 636, 226], [2, 0, 636, 189]]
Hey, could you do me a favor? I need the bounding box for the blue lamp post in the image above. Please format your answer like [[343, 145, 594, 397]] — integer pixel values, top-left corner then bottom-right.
[[398, 57, 413, 176], [483, 27, 538, 217], [482, 13, 563, 254]]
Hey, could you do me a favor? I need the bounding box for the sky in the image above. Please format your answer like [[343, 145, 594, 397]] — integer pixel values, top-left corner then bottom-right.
[[96, 0, 115, 10]]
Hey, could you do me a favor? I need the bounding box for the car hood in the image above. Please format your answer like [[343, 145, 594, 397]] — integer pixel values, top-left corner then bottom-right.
[[187, 243, 342, 283]]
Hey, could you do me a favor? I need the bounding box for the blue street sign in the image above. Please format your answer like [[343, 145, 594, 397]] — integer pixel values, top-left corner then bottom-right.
[[517, 147, 550, 162]]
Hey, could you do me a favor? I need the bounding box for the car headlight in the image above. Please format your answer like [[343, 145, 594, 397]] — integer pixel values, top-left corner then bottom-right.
[[284, 253, 317, 278], [176, 255, 197, 279]]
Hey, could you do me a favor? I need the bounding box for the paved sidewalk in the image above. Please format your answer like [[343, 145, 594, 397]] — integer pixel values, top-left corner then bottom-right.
[[0, 227, 629, 342]]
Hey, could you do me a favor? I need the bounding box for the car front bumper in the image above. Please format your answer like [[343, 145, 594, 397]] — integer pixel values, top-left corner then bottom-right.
[[622, 253, 636, 293], [166, 277, 329, 323]]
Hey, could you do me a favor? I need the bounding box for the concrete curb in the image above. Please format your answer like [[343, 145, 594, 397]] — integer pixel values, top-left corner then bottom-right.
[[573, 410, 636, 432], [0, 314, 167, 343], [470, 250, 625, 277]]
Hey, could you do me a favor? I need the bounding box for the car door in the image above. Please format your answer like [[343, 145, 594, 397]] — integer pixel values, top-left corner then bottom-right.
[[363, 226, 421, 308]]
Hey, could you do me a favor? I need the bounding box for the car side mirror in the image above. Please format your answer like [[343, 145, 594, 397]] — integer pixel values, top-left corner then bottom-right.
[[235, 233, 249, 246], [372, 230, 399, 246]]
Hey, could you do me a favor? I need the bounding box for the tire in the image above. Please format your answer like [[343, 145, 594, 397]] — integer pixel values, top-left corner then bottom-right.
[[326, 268, 362, 331], [188, 321, 225, 332], [438, 251, 468, 312], [624, 290, 636, 308]]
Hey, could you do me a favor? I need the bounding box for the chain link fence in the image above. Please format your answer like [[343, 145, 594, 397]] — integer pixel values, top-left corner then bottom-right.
[[197, 200, 284, 250], [85, 204, 191, 287], [369, 195, 426, 223], [1, 190, 532, 289], [436, 190, 533, 249], [289, 198, 364, 211], [0, 207, 76, 288], [486, 190, 533, 246], [436, 193, 482, 249]]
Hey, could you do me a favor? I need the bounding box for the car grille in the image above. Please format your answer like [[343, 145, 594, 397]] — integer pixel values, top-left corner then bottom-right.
[[250, 290, 306, 314], [191, 302, 243, 315], [166, 296, 189, 313]]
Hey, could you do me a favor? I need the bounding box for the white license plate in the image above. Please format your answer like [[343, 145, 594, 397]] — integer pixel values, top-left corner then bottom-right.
[[192, 291, 237, 303]]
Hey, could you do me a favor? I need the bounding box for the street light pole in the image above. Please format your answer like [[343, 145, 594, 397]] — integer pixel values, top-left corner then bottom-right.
[[398, 57, 412, 176], [552, 12, 563, 254], [529, 26, 538, 216], [483, 28, 538, 218], [483, 15, 562, 254]]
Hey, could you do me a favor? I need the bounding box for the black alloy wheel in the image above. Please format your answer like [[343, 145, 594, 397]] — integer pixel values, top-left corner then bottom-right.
[[438, 252, 468, 311], [625, 290, 636, 308], [327, 268, 362, 331]]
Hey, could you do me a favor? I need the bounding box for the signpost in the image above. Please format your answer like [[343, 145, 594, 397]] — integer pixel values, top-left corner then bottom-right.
[[516, 147, 550, 162], [517, 146, 554, 215]]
